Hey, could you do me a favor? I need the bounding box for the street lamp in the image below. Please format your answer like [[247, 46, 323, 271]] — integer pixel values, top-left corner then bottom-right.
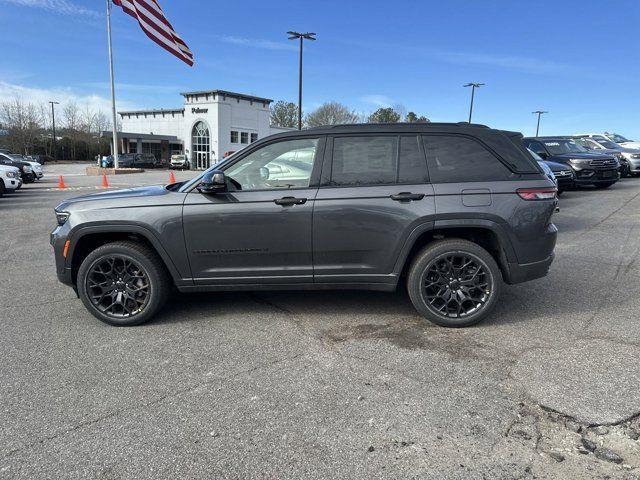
[[287, 31, 316, 130], [463, 82, 484, 123], [49, 100, 59, 159], [532, 111, 548, 137]]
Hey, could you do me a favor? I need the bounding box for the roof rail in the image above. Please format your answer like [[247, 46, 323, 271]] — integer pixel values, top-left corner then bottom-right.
[[304, 122, 491, 130]]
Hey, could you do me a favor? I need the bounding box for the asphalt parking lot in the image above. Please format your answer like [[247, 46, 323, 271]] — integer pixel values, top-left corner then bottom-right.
[[1, 163, 639, 479]]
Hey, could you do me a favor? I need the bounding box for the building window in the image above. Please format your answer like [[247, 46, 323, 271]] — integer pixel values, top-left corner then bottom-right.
[[241, 132, 249, 144], [250, 133, 258, 143], [230, 131, 239, 143], [192, 121, 211, 170]]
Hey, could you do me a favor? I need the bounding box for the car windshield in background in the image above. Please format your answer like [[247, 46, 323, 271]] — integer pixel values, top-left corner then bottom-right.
[[543, 140, 587, 155], [594, 139, 619, 149], [527, 148, 544, 161], [609, 133, 631, 143]]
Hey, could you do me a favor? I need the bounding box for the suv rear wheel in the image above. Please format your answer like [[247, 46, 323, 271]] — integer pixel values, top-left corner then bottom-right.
[[77, 241, 170, 326], [407, 239, 502, 327]]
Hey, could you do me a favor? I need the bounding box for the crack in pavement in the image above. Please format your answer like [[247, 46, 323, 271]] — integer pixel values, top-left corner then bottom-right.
[[1, 352, 303, 461]]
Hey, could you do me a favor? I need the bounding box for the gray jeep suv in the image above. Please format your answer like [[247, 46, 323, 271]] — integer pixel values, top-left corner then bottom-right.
[[51, 123, 557, 327]]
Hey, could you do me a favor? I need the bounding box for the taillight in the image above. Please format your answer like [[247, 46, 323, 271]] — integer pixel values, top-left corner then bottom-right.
[[516, 187, 557, 200]]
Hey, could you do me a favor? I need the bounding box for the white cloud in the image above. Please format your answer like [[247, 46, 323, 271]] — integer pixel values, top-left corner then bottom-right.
[[0, 81, 136, 114], [217, 35, 296, 51], [360, 94, 395, 108], [0, 0, 99, 17], [432, 50, 568, 74]]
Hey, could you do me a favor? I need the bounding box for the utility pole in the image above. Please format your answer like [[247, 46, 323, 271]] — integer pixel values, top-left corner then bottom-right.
[[533, 111, 548, 137], [463, 82, 484, 123], [287, 31, 316, 130], [48, 100, 59, 159]]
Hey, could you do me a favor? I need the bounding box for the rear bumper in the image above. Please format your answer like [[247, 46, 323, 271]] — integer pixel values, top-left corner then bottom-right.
[[504, 253, 555, 284]]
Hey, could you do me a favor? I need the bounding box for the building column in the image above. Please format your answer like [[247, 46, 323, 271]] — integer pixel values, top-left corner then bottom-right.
[[136, 138, 142, 154]]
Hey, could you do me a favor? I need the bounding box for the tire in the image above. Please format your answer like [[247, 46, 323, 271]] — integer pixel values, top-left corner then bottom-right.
[[595, 182, 616, 189], [77, 241, 170, 326], [23, 174, 35, 184], [557, 189, 564, 197], [407, 239, 502, 328]]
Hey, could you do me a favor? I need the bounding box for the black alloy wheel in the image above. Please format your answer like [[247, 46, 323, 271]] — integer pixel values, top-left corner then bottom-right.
[[86, 256, 150, 318], [422, 253, 492, 319], [77, 241, 170, 326], [407, 239, 502, 327]]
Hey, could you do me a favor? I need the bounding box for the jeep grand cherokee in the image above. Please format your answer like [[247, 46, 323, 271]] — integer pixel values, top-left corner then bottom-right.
[[51, 123, 557, 328]]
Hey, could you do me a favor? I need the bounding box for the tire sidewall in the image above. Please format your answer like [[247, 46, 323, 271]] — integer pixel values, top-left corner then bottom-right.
[[408, 241, 502, 328], [78, 245, 163, 326]]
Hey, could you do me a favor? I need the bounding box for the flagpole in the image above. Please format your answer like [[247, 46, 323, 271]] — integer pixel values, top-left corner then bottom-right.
[[106, 0, 119, 169]]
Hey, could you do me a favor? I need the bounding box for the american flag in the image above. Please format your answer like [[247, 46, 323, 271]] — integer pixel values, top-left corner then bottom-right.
[[112, 0, 194, 66]]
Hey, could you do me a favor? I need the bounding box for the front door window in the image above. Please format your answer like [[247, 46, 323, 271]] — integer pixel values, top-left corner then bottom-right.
[[224, 138, 318, 190]]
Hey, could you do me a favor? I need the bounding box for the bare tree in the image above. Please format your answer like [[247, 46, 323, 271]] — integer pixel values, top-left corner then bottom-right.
[[63, 102, 82, 159], [270, 100, 298, 128], [304, 102, 360, 128], [0, 97, 44, 154]]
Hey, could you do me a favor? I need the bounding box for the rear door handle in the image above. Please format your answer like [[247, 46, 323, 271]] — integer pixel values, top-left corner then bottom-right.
[[274, 196, 307, 206], [390, 192, 425, 202]]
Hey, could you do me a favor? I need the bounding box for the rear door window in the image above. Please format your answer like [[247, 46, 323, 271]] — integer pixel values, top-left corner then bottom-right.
[[423, 135, 510, 183], [330, 136, 397, 186], [329, 135, 429, 186]]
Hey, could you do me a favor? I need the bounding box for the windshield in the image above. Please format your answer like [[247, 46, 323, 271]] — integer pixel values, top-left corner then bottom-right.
[[608, 133, 631, 143], [593, 138, 619, 149], [542, 139, 587, 155], [527, 148, 543, 161]]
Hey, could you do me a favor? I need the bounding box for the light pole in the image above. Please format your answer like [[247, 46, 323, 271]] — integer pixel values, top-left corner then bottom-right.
[[287, 31, 316, 130], [533, 111, 548, 137], [463, 82, 484, 123], [48, 101, 59, 159]]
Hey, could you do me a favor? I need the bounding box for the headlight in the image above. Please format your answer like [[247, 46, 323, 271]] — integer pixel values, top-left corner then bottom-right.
[[5, 171, 16, 178], [568, 158, 591, 168], [55, 211, 70, 226], [22, 165, 32, 172]]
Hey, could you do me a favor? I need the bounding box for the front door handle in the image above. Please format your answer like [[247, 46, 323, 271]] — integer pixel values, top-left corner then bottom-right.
[[274, 196, 307, 206], [390, 192, 425, 202]]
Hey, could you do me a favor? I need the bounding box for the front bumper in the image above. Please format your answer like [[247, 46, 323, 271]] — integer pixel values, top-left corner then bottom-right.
[[3, 177, 21, 190], [50, 224, 73, 286], [573, 168, 619, 184]]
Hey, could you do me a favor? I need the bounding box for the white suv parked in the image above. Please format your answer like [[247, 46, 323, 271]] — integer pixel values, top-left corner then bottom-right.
[[577, 133, 640, 150], [0, 164, 22, 196], [23, 158, 43, 179]]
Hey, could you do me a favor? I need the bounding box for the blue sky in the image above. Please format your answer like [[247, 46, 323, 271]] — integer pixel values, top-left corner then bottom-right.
[[0, 0, 638, 138]]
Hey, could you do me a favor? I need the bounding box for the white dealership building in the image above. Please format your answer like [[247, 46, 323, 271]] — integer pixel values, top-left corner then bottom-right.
[[103, 89, 292, 170]]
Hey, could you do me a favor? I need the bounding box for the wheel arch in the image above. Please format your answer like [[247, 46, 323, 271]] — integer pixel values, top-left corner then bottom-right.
[[67, 224, 183, 287], [394, 219, 517, 282]]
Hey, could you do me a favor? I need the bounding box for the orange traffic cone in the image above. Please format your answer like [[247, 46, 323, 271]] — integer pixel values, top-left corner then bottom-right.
[[101, 173, 109, 188], [57, 175, 66, 189], [169, 171, 176, 184]]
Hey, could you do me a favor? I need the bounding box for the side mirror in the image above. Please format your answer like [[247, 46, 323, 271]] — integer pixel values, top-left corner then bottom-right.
[[196, 169, 227, 194]]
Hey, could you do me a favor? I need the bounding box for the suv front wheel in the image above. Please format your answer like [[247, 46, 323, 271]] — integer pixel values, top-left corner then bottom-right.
[[407, 239, 502, 328], [77, 241, 170, 326]]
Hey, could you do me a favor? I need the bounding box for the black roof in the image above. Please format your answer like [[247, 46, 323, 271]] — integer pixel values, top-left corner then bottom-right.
[[268, 122, 517, 139], [523, 136, 574, 141]]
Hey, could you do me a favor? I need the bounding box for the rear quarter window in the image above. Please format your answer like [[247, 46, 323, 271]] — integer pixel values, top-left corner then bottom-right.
[[423, 135, 511, 183]]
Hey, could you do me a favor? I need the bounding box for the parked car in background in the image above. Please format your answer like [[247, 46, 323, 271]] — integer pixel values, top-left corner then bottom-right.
[[0, 164, 22, 196], [27, 154, 54, 165], [577, 133, 640, 150], [118, 153, 159, 168], [170, 154, 190, 170], [21, 157, 43, 180], [0, 152, 35, 183], [573, 136, 640, 177], [523, 137, 619, 189], [52, 123, 558, 328], [528, 149, 574, 195]]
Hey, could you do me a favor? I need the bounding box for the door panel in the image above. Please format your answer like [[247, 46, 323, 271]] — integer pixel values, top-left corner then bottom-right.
[[183, 188, 317, 284], [312, 184, 436, 283]]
